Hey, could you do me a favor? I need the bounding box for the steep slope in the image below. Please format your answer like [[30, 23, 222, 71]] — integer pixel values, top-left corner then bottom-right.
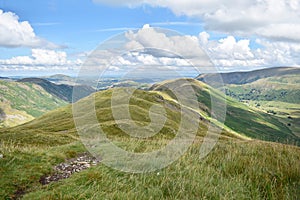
[[0, 79, 299, 199], [152, 79, 299, 144], [0, 80, 67, 127], [18, 78, 95, 102], [197, 66, 300, 86], [197, 67, 300, 140], [221, 73, 300, 138]]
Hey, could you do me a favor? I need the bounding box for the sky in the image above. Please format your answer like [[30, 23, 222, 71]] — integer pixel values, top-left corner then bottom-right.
[[0, 0, 300, 77]]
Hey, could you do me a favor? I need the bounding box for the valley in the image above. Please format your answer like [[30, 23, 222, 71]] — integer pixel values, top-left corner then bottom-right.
[[199, 67, 300, 141]]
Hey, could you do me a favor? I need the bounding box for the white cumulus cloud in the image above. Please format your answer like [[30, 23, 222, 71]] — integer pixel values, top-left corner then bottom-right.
[[0, 10, 61, 48], [87, 26, 300, 73], [93, 0, 300, 43], [124, 25, 212, 69], [199, 31, 300, 70]]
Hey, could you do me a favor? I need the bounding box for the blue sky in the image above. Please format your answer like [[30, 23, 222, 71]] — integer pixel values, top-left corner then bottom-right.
[[0, 0, 299, 76], [0, 0, 203, 54]]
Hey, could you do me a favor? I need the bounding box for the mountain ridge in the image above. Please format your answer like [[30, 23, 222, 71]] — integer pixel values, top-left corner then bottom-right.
[[197, 66, 300, 86], [18, 78, 95, 103]]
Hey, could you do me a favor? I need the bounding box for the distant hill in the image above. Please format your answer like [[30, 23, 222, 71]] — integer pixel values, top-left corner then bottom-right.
[[46, 74, 74, 81], [196, 67, 300, 86], [197, 67, 300, 138], [223, 74, 300, 104], [0, 80, 67, 127], [43, 74, 78, 85], [18, 78, 95, 102], [0, 77, 12, 81]]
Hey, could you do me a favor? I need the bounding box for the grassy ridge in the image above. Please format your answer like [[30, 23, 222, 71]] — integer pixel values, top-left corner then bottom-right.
[[22, 140, 300, 200], [197, 66, 300, 86], [0, 79, 299, 199]]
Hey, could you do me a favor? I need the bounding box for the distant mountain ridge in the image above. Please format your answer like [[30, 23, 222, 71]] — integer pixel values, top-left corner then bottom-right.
[[43, 74, 78, 85], [197, 67, 300, 86], [18, 78, 95, 102]]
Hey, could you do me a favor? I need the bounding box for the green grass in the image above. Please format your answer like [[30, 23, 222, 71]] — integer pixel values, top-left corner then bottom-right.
[[153, 79, 299, 145], [247, 101, 300, 137], [0, 80, 67, 127], [0, 79, 299, 199], [24, 140, 299, 200], [1, 138, 299, 200], [0, 101, 34, 127], [220, 73, 300, 139], [224, 75, 300, 104]]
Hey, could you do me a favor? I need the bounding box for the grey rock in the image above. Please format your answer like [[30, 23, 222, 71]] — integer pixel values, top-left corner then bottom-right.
[[39, 152, 101, 185]]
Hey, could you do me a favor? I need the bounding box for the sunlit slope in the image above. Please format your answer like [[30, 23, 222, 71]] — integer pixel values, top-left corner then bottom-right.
[[0, 80, 67, 127], [224, 74, 300, 104], [220, 72, 300, 138], [1, 78, 298, 145], [152, 79, 299, 145], [0, 86, 232, 147]]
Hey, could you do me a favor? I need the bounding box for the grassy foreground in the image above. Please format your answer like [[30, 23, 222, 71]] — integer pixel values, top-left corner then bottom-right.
[[1, 138, 299, 199]]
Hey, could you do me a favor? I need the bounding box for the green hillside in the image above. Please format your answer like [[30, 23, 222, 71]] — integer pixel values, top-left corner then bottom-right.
[[152, 79, 299, 144], [0, 80, 67, 127], [0, 79, 299, 199], [197, 67, 300, 142], [224, 74, 300, 104], [221, 74, 300, 138]]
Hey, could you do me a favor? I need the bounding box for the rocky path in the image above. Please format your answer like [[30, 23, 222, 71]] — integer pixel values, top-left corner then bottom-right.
[[40, 152, 101, 185]]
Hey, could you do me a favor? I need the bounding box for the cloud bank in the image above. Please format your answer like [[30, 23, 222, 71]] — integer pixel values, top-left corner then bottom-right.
[[94, 26, 300, 74], [0, 49, 82, 73], [93, 0, 300, 42]]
